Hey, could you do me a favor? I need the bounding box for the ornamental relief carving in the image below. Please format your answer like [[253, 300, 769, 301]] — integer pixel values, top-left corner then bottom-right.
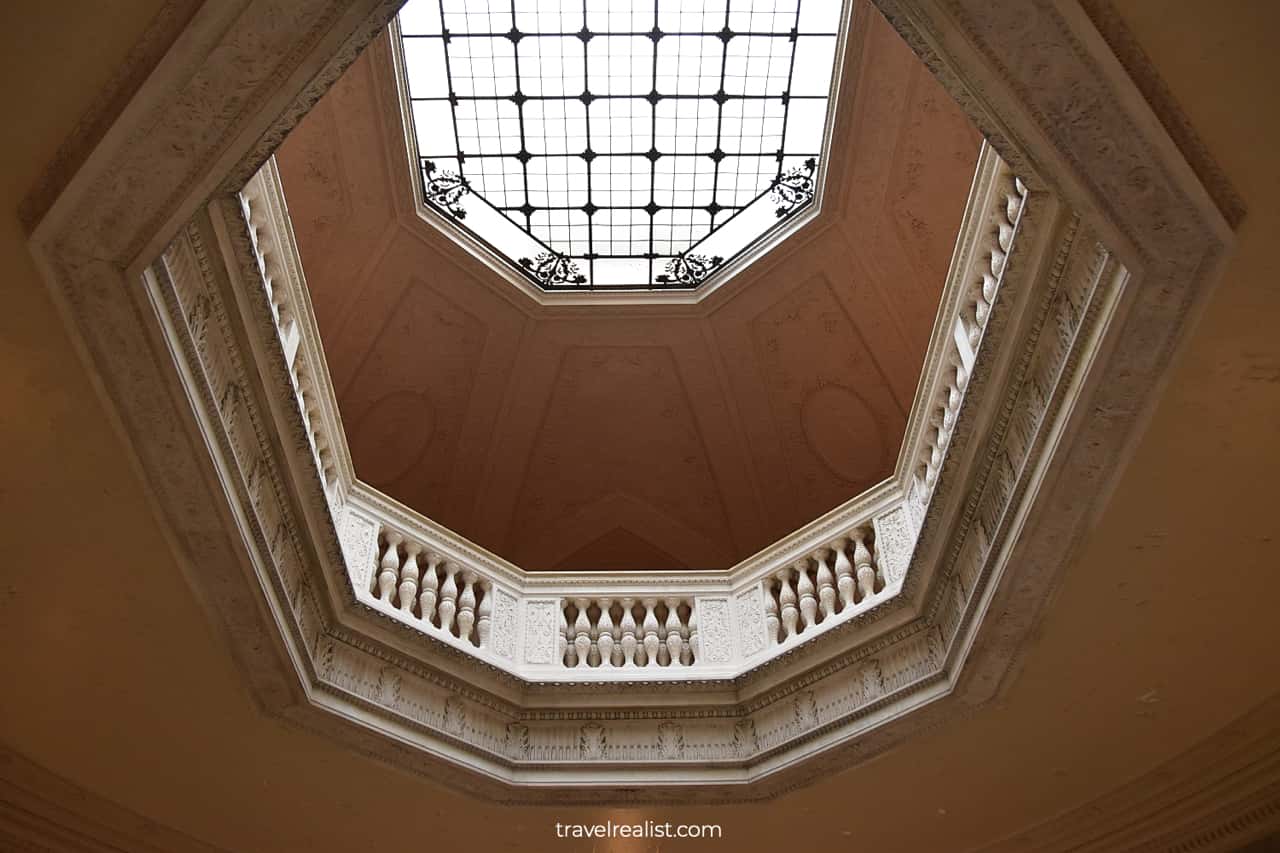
[[657, 722, 685, 760], [873, 507, 913, 586], [141, 164, 1122, 791], [735, 587, 767, 658], [579, 723, 607, 760], [523, 600, 558, 665], [505, 723, 530, 760], [732, 719, 759, 758], [696, 598, 733, 665], [490, 588, 518, 660], [339, 510, 378, 592], [443, 696, 466, 736], [77, 0, 1213, 792]]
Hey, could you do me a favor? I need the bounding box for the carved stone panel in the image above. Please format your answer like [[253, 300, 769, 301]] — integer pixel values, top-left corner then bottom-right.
[[734, 586, 768, 658], [695, 597, 733, 665], [523, 598, 560, 665], [874, 506, 913, 586], [490, 587, 519, 660], [339, 508, 379, 592]]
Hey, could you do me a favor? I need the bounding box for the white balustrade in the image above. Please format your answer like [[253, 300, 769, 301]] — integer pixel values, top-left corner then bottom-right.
[[559, 598, 698, 668], [368, 525, 504, 650], [915, 162, 1027, 503], [247, 146, 1025, 683], [761, 525, 885, 646]]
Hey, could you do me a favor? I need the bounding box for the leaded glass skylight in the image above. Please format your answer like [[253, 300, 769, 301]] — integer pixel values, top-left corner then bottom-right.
[[398, 0, 845, 290]]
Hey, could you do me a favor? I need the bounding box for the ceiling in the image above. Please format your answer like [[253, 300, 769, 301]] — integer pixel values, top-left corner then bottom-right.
[[274, 4, 981, 571], [5, 0, 1280, 849]]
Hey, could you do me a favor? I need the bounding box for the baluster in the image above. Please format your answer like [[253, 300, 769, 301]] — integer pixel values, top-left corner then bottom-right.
[[990, 241, 1007, 280], [982, 270, 999, 315], [947, 384, 963, 429], [596, 599, 615, 667], [764, 581, 780, 645], [833, 538, 855, 612], [397, 543, 420, 616], [619, 598, 637, 667], [796, 560, 817, 632], [776, 569, 799, 640], [558, 603, 571, 666], [814, 549, 836, 621], [438, 562, 459, 635], [456, 570, 477, 644], [665, 599, 684, 666], [641, 598, 660, 667], [476, 580, 493, 648], [418, 552, 440, 626], [573, 598, 592, 669], [686, 604, 698, 665], [853, 529, 876, 603], [377, 532, 401, 603], [611, 603, 623, 665], [1010, 178, 1027, 218], [997, 216, 1016, 254]]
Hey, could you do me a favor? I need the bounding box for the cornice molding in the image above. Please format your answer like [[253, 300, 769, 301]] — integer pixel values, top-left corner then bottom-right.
[[137, 144, 1113, 798], [25, 0, 1241, 806]]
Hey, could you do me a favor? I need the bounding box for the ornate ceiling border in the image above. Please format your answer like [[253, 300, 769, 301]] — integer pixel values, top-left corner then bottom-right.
[[25, 0, 1237, 805]]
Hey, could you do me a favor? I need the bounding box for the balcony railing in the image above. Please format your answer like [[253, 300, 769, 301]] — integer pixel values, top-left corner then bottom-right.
[[231, 142, 1026, 683]]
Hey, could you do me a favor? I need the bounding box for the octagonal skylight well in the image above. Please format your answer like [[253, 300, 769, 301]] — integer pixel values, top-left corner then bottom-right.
[[398, 0, 846, 290]]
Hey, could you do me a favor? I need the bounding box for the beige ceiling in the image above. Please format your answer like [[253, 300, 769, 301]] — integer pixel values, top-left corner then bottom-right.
[[3, 0, 1279, 850], [273, 8, 981, 571]]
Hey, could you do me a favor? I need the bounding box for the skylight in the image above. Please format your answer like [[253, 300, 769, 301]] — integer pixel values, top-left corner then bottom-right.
[[398, 0, 844, 290]]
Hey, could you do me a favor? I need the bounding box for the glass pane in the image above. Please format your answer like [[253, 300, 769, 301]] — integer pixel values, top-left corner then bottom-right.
[[784, 97, 828, 153], [403, 39, 449, 98], [399, 0, 443, 35], [441, 0, 512, 34], [723, 36, 792, 97], [791, 36, 837, 96], [655, 37, 723, 96], [797, 0, 842, 33], [588, 37, 654, 95], [589, 99, 652, 154], [411, 100, 457, 158], [658, 0, 728, 31]]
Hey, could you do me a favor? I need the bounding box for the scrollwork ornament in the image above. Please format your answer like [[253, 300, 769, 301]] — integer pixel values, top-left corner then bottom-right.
[[655, 252, 724, 285], [518, 251, 587, 286], [423, 160, 470, 219], [770, 157, 818, 218]]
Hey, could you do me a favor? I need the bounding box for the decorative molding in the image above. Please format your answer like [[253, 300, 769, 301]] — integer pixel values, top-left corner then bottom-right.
[[127, 139, 1109, 796], [25, 0, 1240, 804], [735, 587, 768, 659], [697, 598, 734, 666], [522, 600, 558, 666]]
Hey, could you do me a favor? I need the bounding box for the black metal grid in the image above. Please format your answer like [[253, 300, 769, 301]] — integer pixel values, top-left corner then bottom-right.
[[401, 0, 839, 289]]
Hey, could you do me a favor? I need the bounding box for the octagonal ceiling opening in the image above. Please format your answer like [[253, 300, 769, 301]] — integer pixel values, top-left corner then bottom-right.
[[398, 0, 844, 291], [274, 0, 983, 572]]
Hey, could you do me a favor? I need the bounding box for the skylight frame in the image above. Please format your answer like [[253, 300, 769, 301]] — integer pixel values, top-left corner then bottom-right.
[[395, 0, 851, 293]]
